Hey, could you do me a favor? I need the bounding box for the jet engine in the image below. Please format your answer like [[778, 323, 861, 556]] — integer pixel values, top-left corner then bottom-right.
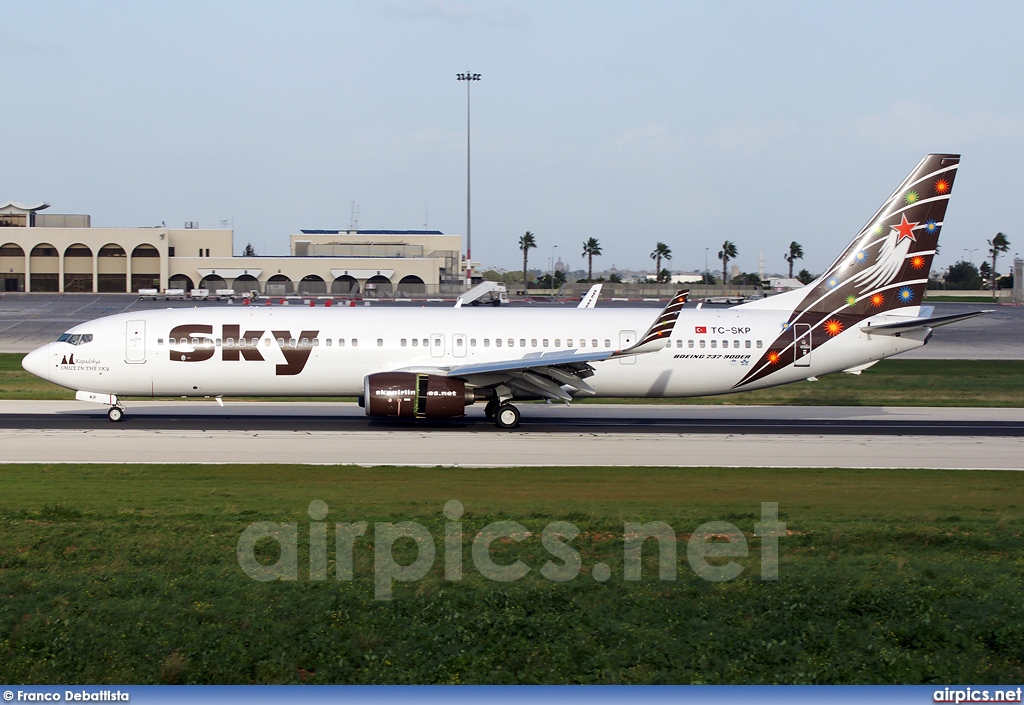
[[363, 372, 474, 419]]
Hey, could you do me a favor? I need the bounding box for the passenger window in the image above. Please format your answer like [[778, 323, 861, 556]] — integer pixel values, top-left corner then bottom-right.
[[289, 338, 297, 347], [251, 338, 259, 347], [531, 339, 538, 347], [567, 339, 573, 347], [352, 339, 358, 347], [300, 338, 309, 347], [699, 340, 706, 349], [688, 340, 695, 349], [484, 339, 490, 347], [579, 339, 586, 348], [313, 338, 320, 347], [592, 339, 598, 347], [325, 339, 332, 347], [542, 339, 548, 347], [711, 340, 717, 348], [377, 338, 383, 347], [604, 339, 611, 348], [401, 339, 407, 347], [225, 338, 234, 347], [745, 340, 751, 349], [411, 339, 418, 347], [756, 340, 763, 349], [470, 339, 476, 347], [456, 338, 464, 347], [675, 340, 682, 348], [519, 339, 525, 347], [423, 339, 428, 347], [277, 338, 285, 346], [157, 338, 164, 345], [265, 338, 272, 347], [722, 340, 728, 349], [554, 339, 560, 347], [338, 339, 345, 347], [495, 339, 502, 347], [734, 340, 740, 348]]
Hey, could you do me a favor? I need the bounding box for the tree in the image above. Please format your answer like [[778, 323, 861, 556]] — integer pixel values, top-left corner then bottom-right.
[[784, 241, 803, 279], [608, 272, 622, 283], [988, 232, 1010, 296], [581, 237, 602, 282], [718, 240, 738, 285], [242, 243, 257, 256], [732, 272, 762, 286], [519, 231, 537, 289], [944, 260, 982, 290], [796, 269, 815, 285], [650, 242, 672, 283]]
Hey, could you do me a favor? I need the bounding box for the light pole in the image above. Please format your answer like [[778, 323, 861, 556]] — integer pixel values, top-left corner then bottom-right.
[[457, 72, 481, 289], [550, 244, 558, 291], [704, 247, 709, 285], [964, 247, 978, 265]]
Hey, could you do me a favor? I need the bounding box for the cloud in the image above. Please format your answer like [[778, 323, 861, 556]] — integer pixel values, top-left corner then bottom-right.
[[612, 123, 670, 147], [705, 118, 797, 151], [834, 100, 1024, 146], [0, 28, 63, 55], [386, 0, 531, 28]]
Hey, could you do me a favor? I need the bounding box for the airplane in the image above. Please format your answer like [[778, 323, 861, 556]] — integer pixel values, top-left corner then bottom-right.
[[22, 154, 989, 430]]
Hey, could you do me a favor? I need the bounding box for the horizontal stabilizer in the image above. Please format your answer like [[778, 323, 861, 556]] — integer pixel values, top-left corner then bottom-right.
[[860, 310, 992, 336]]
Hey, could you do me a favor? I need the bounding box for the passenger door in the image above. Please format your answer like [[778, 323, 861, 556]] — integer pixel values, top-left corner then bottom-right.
[[618, 329, 636, 364], [793, 323, 811, 367], [126, 320, 146, 363]]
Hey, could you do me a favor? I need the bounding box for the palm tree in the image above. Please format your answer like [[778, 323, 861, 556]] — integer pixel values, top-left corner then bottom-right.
[[988, 232, 1010, 296], [650, 242, 672, 283], [519, 231, 537, 289], [718, 240, 738, 285], [784, 241, 803, 279], [581, 237, 602, 282]]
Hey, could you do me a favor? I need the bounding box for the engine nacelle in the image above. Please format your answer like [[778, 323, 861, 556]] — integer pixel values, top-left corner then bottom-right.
[[363, 372, 473, 419]]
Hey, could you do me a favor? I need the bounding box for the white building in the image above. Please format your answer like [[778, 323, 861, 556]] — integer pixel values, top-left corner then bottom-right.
[[0, 201, 464, 296]]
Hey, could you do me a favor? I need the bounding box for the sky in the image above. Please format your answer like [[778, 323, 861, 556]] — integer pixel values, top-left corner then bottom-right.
[[4, 1, 1024, 276]]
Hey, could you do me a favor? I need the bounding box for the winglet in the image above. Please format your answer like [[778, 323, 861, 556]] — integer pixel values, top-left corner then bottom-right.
[[577, 284, 602, 309], [612, 290, 688, 357]]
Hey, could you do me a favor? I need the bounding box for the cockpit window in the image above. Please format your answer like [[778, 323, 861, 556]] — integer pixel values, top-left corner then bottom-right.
[[57, 333, 93, 346]]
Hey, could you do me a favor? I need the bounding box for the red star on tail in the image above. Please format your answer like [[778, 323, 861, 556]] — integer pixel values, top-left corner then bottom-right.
[[891, 214, 918, 243]]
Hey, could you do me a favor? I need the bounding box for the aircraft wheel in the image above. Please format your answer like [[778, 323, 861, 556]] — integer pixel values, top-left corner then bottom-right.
[[107, 406, 124, 423], [484, 399, 500, 421], [494, 403, 520, 430]]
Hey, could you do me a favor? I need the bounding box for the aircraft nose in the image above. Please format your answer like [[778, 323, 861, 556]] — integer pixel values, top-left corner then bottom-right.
[[22, 344, 52, 382]]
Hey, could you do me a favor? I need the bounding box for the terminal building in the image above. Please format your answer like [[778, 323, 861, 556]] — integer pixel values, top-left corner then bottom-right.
[[0, 201, 465, 296]]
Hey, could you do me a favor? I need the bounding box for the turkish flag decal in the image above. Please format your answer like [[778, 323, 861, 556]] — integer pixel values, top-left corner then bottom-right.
[[695, 326, 707, 334]]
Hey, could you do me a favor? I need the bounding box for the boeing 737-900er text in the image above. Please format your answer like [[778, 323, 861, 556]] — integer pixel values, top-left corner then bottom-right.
[[22, 154, 988, 429]]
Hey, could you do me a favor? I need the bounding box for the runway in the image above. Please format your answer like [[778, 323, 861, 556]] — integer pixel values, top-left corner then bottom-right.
[[2, 401, 1021, 469]]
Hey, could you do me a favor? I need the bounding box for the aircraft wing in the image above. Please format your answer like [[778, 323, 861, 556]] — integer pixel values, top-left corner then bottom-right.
[[399, 291, 688, 402], [860, 310, 992, 336]]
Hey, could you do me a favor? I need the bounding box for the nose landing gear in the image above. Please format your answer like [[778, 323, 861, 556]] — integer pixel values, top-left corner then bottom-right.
[[107, 405, 125, 422]]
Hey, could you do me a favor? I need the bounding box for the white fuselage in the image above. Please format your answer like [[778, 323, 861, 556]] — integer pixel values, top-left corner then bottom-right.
[[25, 305, 926, 399]]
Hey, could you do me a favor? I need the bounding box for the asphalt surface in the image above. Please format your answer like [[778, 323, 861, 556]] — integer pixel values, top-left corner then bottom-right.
[[1, 402, 1021, 469], [1, 292, 1021, 357]]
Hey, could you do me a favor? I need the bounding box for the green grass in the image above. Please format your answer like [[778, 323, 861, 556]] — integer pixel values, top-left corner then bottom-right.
[[1, 464, 1022, 684], [3, 353, 1023, 406]]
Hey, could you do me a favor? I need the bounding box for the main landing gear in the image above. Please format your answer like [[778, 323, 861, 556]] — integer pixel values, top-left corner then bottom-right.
[[107, 405, 125, 422], [484, 398, 521, 429], [494, 403, 520, 430]]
